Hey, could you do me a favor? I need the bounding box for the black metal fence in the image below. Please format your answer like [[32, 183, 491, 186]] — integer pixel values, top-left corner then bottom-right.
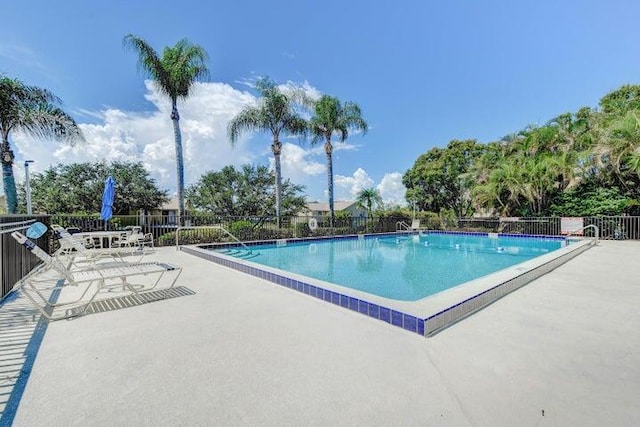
[[0, 215, 50, 301], [47, 214, 640, 247], [48, 214, 411, 247]]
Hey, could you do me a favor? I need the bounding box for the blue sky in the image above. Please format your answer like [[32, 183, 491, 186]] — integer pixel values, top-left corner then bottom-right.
[[2, 0, 640, 206]]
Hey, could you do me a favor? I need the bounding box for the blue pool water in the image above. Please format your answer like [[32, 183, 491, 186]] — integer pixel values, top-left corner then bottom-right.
[[215, 233, 567, 301]]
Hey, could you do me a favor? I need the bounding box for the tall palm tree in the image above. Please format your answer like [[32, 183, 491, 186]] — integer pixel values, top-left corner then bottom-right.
[[228, 78, 307, 227], [123, 34, 209, 222], [309, 95, 367, 226], [0, 76, 84, 213]]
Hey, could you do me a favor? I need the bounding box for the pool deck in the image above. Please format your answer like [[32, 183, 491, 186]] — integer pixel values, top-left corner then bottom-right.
[[1, 240, 639, 426]]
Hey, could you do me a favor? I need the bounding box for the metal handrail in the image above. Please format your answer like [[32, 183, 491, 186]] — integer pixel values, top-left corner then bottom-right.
[[175, 225, 253, 253], [567, 224, 599, 245], [396, 221, 410, 231]]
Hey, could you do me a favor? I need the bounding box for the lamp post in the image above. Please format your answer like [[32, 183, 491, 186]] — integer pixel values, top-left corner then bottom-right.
[[24, 160, 34, 215]]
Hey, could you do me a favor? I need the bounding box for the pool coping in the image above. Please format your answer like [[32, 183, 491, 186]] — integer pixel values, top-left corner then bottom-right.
[[179, 231, 595, 337]]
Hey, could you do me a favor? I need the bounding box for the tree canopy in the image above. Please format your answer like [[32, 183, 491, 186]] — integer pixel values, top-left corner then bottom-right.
[[403, 84, 640, 217], [403, 139, 482, 217], [186, 164, 306, 218], [25, 161, 168, 215]]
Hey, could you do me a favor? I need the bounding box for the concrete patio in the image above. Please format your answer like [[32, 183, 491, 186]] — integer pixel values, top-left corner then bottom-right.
[[1, 241, 639, 426]]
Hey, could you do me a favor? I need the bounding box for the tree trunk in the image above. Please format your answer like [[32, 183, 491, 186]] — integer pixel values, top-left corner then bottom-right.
[[272, 140, 282, 228], [325, 139, 334, 227], [171, 101, 185, 225], [1, 138, 17, 214]]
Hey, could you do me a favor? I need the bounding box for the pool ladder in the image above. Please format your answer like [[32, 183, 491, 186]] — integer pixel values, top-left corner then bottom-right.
[[566, 224, 599, 245], [396, 221, 410, 231]]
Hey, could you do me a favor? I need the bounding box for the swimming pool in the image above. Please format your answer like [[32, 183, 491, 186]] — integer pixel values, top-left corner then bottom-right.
[[181, 231, 594, 336], [215, 233, 567, 301]]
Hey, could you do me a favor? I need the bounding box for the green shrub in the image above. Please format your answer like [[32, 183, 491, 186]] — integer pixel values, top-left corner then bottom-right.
[[229, 220, 254, 240], [334, 210, 352, 220], [158, 229, 224, 246], [295, 222, 311, 238], [439, 208, 457, 230], [416, 211, 441, 230]]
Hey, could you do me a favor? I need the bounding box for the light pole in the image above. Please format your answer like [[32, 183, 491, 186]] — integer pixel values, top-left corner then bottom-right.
[[24, 160, 34, 215]]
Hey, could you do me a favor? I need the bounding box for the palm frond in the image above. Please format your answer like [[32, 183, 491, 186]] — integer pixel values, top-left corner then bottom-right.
[[123, 34, 169, 89], [227, 107, 264, 145], [283, 116, 308, 140], [21, 104, 84, 144], [309, 95, 367, 145], [124, 33, 211, 102], [0, 76, 83, 144]]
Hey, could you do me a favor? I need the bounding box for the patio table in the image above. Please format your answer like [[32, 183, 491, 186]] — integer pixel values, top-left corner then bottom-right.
[[77, 231, 127, 249]]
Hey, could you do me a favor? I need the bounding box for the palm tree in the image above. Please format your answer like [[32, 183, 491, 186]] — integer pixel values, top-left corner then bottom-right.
[[0, 76, 84, 213], [228, 78, 307, 227], [356, 187, 382, 219], [123, 34, 209, 222], [309, 95, 367, 226]]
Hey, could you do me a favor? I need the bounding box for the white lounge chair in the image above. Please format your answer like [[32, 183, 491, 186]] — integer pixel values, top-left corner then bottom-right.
[[11, 231, 182, 321], [410, 219, 421, 231]]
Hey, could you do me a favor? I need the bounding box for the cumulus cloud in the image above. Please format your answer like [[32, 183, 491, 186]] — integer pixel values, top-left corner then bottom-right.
[[334, 168, 375, 199], [277, 143, 325, 182], [332, 168, 406, 206], [377, 172, 407, 206]]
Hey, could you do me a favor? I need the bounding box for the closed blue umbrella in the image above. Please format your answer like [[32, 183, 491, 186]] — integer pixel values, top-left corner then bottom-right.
[[100, 176, 116, 222]]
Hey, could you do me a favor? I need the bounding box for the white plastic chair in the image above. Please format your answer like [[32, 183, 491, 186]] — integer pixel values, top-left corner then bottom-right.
[[52, 225, 147, 268], [115, 226, 154, 249]]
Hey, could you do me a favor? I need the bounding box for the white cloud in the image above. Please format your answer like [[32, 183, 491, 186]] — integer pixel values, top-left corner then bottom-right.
[[377, 172, 407, 206], [278, 143, 325, 182], [331, 168, 406, 205], [334, 168, 374, 200]]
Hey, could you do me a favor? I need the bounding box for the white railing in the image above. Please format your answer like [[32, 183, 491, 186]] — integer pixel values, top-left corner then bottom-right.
[[566, 224, 599, 246], [396, 221, 410, 232], [0, 219, 35, 235], [175, 225, 253, 253]]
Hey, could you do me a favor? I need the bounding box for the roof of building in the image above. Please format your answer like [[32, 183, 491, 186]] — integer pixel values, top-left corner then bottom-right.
[[159, 196, 179, 211]]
